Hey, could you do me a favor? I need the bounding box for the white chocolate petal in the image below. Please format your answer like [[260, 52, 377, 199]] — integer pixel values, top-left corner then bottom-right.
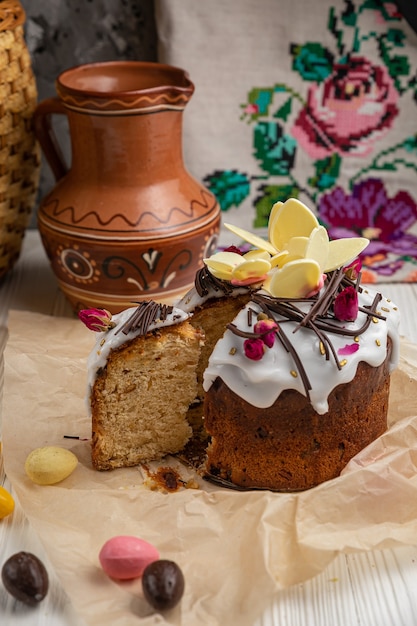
[[267, 201, 284, 242], [286, 236, 309, 258], [224, 223, 277, 255], [270, 250, 289, 268], [325, 237, 369, 272], [204, 251, 244, 269], [306, 226, 329, 271], [232, 258, 271, 281], [269, 198, 319, 250], [268, 259, 322, 298], [243, 249, 271, 262], [204, 266, 232, 280]]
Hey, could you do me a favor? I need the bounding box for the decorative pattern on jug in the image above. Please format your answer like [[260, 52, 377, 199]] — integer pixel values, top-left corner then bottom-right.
[[39, 200, 220, 313], [39, 188, 218, 238]]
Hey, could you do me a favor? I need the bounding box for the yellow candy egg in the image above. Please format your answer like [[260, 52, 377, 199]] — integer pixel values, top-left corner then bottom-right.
[[24, 447, 78, 485], [0, 486, 15, 519]]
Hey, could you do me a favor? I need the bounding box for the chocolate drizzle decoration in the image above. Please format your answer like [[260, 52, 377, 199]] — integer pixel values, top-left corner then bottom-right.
[[195, 266, 251, 297], [226, 269, 386, 399], [115, 301, 174, 336]]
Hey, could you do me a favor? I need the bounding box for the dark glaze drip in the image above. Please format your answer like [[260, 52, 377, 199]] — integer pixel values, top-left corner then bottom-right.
[[115, 301, 175, 336]]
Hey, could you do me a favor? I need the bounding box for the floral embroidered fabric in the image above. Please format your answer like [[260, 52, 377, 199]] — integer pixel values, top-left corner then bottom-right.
[[156, 0, 417, 282]]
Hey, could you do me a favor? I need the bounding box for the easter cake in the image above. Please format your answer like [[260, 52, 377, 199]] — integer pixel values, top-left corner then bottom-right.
[[82, 198, 400, 491]]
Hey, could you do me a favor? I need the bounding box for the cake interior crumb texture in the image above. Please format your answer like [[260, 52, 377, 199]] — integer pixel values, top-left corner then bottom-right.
[[91, 322, 201, 470]]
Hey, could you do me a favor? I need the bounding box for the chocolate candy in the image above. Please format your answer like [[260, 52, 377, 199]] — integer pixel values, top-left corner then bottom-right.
[[142, 559, 185, 611], [1, 552, 49, 605], [99, 536, 159, 580]]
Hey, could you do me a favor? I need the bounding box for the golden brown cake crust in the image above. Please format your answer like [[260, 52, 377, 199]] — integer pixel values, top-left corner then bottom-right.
[[204, 340, 392, 492]]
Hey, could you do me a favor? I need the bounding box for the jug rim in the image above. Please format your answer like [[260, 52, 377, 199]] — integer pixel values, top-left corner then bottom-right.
[[55, 60, 194, 99]]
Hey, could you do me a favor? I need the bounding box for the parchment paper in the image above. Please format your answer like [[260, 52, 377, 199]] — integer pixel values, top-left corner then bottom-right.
[[1, 309, 417, 626]]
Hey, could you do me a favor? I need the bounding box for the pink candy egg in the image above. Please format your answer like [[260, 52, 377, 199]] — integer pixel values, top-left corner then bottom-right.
[[99, 536, 159, 580]]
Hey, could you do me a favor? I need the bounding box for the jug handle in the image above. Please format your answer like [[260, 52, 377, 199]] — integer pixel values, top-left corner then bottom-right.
[[33, 97, 68, 182]]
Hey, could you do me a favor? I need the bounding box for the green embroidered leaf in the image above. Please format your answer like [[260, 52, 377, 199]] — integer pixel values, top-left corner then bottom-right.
[[274, 97, 292, 121], [203, 170, 251, 211], [386, 28, 406, 47], [385, 54, 410, 78], [245, 87, 274, 116], [361, 0, 384, 11], [308, 154, 341, 191], [290, 42, 334, 82], [340, 6, 356, 27], [254, 122, 297, 176], [254, 184, 300, 228], [403, 135, 417, 154]]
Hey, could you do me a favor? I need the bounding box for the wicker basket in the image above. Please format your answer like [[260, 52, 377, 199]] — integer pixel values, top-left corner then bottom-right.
[[0, 0, 40, 280]]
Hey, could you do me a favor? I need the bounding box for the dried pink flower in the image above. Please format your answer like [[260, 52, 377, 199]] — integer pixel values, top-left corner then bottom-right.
[[334, 286, 359, 322], [338, 343, 360, 356], [78, 308, 115, 332], [243, 338, 265, 361], [343, 258, 362, 281], [254, 318, 278, 348], [224, 245, 244, 255]]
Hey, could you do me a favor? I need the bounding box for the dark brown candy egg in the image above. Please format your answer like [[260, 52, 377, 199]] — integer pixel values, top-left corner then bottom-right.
[[1, 551, 49, 605], [142, 559, 184, 611]]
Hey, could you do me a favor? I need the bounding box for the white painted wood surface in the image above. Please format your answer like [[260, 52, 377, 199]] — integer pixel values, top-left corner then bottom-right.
[[1, 230, 417, 626]]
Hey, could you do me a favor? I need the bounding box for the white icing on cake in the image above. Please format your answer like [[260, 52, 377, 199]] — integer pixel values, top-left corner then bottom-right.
[[203, 288, 400, 415]]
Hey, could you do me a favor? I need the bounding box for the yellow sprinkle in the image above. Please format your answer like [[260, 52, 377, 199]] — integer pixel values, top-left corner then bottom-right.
[[387, 298, 391, 302], [100, 338, 106, 346], [381, 307, 390, 312], [354, 336, 359, 343], [393, 307, 398, 311], [372, 317, 379, 324], [319, 342, 326, 355], [375, 339, 381, 346], [290, 370, 298, 378], [229, 347, 237, 355], [339, 359, 347, 367]]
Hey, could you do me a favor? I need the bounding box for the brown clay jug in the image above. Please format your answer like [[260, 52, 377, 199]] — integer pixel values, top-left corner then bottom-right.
[[33, 61, 220, 313]]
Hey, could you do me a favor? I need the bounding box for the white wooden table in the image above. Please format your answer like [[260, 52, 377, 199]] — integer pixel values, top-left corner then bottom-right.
[[1, 230, 417, 626]]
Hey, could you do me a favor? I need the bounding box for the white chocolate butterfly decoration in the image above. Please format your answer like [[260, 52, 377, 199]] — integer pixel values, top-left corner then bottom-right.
[[204, 198, 369, 298]]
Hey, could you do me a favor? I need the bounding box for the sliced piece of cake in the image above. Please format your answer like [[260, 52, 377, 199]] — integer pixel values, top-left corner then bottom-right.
[[86, 302, 203, 470]]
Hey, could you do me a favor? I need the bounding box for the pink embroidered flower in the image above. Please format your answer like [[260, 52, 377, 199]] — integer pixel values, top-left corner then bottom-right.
[[291, 56, 399, 158], [343, 258, 362, 281], [243, 103, 259, 115], [334, 286, 359, 321], [243, 338, 265, 361], [78, 308, 115, 332], [254, 318, 278, 348]]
